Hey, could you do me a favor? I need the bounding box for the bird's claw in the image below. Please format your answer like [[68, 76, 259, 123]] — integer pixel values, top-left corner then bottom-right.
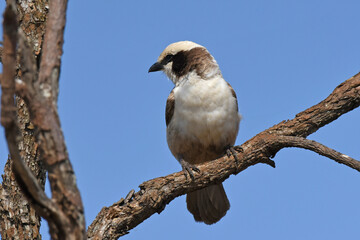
[[180, 159, 200, 180], [226, 145, 242, 165]]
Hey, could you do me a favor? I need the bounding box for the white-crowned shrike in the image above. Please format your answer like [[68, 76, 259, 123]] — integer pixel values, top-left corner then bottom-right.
[[149, 41, 241, 224]]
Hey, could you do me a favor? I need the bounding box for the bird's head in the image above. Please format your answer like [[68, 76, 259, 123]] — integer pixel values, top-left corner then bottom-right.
[[148, 41, 220, 85]]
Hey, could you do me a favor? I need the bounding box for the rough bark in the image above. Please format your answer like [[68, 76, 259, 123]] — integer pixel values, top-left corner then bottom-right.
[[1, 1, 359, 240], [0, 99, 45, 240], [0, 0, 48, 239], [1, 0, 85, 239], [87, 73, 360, 239], [17, 1, 86, 239]]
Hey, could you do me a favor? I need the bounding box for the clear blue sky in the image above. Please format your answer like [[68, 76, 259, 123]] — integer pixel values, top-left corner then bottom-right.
[[1, 1, 360, 239]]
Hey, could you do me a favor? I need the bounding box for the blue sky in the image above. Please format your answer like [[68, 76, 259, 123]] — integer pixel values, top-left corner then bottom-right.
[[1, 0, 360, 239]]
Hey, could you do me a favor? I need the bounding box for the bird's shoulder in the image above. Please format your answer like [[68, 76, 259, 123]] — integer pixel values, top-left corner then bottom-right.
[[165, 88, 175, 126], [226, 82, 238, 112]]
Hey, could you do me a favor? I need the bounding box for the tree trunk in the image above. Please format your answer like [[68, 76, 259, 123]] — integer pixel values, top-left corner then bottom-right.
[[0, 1, 48, 239]]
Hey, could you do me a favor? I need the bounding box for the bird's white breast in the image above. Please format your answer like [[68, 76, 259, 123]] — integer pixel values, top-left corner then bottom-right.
[[170, 72, 240, 147]]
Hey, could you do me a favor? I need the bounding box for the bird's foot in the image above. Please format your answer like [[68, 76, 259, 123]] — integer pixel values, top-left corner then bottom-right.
[[226, 145, 243, 165], [179, 159, 200, 181]]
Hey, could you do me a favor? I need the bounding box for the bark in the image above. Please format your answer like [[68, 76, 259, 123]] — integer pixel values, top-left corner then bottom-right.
[[0, 1, 359, 240], [1, 0, 85, 239], [0, 0, 47, 239], [87, 73, 360, 239], [0, 99, 45, 240]]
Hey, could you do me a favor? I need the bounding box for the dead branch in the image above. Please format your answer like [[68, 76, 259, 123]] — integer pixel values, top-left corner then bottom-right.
[[38, 0, 67, 104], [87, 72, 360, 239], [0, 1, 48, 238], [266, 135, 360, 171], [1, 0, 69, 237], [1, 0, 359, 238], [1, 0, 85, 239]]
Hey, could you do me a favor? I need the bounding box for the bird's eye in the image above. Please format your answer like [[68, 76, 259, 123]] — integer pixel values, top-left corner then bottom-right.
[[162, 54, 174, 64]]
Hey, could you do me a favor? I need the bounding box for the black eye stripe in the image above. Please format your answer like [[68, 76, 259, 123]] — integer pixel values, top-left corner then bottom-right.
[[161, 54, 174, 65], [171, 51, 187, 77]]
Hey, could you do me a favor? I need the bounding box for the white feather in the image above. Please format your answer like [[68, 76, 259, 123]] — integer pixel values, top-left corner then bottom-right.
[[171, 72, 240, 147]]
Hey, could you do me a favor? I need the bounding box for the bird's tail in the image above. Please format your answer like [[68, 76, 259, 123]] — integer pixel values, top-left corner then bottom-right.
[[186, 183, 230, 225]]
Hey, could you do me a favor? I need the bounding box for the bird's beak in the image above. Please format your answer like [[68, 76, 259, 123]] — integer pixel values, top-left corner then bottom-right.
[[148, 62, 163, 73]]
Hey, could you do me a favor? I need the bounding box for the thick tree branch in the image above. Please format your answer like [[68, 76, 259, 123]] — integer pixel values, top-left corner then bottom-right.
[[1, 0, 17, 130], [16, 0, 85, 239], [0, 1, 48, 238], [87, 72, 360, 239], [262, 73, 360, 138], [1, 1, 70, 238], [38, 0, 67, 104], [1, 0, 85, 239], [1, 0, 359, 238], [17, 0, 85, 238]]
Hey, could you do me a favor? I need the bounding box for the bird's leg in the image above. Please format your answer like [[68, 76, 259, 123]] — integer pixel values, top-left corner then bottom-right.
[[225, 145, 243, 165], [179, 159, 200, 181]]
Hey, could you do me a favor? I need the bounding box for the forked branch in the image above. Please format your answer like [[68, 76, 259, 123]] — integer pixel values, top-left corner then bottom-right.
[[267, 135, 360, 171], [1, 0, 85, 239], [87, 73, 359, 239]]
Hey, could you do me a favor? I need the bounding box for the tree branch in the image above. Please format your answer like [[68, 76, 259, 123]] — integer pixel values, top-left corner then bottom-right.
[[1, 0, 85, 239], [87, 72, 360, 239], [16, 0, 86, 238], [38, 0, 67, 104], [1, 1, 71, 238], [266, 135, 360, 171], [0, 1, 49, 238]]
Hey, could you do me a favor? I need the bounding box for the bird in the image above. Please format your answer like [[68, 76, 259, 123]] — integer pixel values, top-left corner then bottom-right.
[[148, 41, 241, 225]]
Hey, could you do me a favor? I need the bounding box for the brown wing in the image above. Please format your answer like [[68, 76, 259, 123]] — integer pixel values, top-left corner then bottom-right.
[[227, 82, 238, 112], [165, 89, 175, 126]]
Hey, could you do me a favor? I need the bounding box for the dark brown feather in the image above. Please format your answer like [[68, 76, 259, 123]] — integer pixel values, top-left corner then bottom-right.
[[227, 82, 238, 112], [172, 47, 216, 78], [186, 183, 230, 225], [165, 89, 175, 126]]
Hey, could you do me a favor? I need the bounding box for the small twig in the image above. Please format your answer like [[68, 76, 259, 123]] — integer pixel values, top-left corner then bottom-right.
[[0, 46, 3, 63], [124, 189, 135, 203], [272, 135, 360, 172]]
